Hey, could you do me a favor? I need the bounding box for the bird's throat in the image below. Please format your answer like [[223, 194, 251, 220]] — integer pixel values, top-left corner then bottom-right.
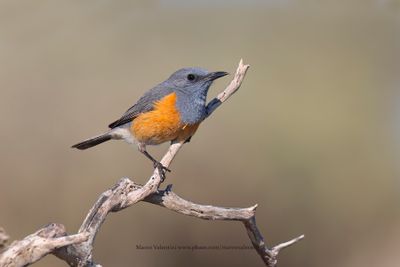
[[175, 90, 207, 125]]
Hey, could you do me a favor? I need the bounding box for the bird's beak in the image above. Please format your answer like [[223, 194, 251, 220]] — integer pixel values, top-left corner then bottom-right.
[[205, 71, 229, 81]]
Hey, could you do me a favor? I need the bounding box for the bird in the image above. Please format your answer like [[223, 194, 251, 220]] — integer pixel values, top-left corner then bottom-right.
[[72, 67, 228, 175]]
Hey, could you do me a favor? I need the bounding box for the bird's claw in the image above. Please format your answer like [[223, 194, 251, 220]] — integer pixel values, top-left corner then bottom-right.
[[153, 161, 171, 181]]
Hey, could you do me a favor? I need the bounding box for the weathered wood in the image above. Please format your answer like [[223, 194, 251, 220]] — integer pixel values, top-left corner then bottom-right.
[[0, 224, 88, 267]]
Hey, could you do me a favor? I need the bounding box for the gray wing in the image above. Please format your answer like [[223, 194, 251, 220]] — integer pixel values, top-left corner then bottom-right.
[[108, 85, 173, 129]]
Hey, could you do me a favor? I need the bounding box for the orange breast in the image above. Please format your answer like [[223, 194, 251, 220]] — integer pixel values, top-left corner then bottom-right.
[[131, 92, 200, 145]]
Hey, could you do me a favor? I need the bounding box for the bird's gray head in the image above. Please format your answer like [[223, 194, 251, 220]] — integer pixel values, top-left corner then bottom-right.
[[164, 67, 228, 94], [163, 67, 228, 124]]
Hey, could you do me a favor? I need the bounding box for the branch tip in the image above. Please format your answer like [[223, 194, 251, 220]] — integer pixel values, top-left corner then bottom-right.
[[250, 204, 258, 211], [272, 234, 305, 253]]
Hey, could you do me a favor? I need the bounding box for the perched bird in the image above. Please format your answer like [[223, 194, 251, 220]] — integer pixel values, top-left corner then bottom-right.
[[72, 67, 228, 174]]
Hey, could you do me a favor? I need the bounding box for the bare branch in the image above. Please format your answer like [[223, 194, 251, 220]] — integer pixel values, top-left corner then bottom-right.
[[272, 234, 305, 252], [144, 184, 256, 220], [0, 223, 88, 267], [53, 176, 303, 267], [146, 184, 303, 265], [243, 217, 304, 266], [206, 59, 249, 116]]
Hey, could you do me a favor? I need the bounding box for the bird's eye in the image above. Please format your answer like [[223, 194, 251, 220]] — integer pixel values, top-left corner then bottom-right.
[[187, 74, 196, 81]]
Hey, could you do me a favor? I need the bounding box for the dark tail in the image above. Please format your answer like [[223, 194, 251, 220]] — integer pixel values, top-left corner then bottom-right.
[[71, 133, 112, 150]]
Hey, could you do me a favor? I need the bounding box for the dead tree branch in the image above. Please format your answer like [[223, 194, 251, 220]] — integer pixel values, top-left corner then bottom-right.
[[0, 60, 304, 267], [146, 185, 304, 265], [0, 224, 88, 267]]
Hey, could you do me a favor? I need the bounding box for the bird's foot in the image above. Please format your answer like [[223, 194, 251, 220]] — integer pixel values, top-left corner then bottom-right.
[[153, 161, 171, 182]]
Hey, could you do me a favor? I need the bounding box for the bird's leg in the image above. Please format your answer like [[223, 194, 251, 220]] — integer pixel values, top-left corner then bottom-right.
[[143, 150, 171, 173], [137, 144, 171, 179], [143, 150, 171, 181]]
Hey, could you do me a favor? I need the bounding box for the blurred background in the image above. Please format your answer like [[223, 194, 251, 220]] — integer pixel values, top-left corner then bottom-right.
[[0, 0, 399, 266]]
